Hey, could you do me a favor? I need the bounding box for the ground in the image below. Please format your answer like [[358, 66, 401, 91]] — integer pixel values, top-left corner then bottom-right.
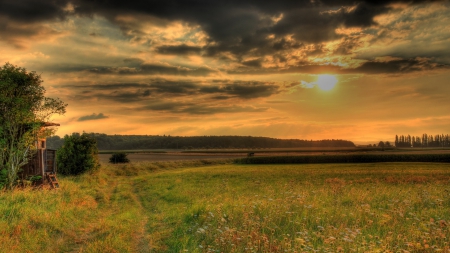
[[1, 158, 449, 252]]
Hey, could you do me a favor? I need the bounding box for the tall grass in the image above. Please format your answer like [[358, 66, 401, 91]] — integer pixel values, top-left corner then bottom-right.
[[133, 163, 450, 252], [1, 161, 449, 252]]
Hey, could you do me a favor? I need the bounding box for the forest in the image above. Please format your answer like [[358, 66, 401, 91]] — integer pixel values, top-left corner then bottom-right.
[[46, 133, 355, 150], [395, 134, 450, 148]]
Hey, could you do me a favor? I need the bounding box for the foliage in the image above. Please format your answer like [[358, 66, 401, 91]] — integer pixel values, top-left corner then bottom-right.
[[0, 169, 7, 189], [235, 154, 450, 164], [57, 133, 100, 175], [0, 63, 66, 190], [46, 135, 64, 149], [28, 175, 42, 182], [109, 152, 130, 164], [395, 133, 450, 147], [47, 133, 356, 150]]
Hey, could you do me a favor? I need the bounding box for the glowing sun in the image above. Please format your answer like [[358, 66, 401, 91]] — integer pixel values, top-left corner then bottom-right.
[[316, 74, 338, 91]]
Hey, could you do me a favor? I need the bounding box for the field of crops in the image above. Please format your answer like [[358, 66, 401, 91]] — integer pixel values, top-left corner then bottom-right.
[[1, 161, 450, 252], [238, 154, 450, 164], [98, 148, 450, 163]]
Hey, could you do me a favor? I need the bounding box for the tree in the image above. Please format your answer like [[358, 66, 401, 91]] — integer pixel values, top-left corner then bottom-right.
[[0, 63, 66, 190], [57, 133, 100, 175]]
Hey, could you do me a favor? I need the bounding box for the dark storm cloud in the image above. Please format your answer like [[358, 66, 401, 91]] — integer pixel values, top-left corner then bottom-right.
[[179, 105, 268, 115], [140, 102, 268, 115], [0, 0, 70, 23], [229, 57, 449, 75], [3, 0, 439, 51], [219, 81, 279, 99], [87, 64, 216, 76], [228, 64, 343, 75], [66, 0, 444, 57], [346, 58, 449, 74], [65, 79, 281, 103], [100, 89, 152, 103], [242, 59, 263, 68], [123, 58, 145, 66], [2, 0, 446, 71], [156, 44, 203, 55], [39, 61, 215, 76], [77, 113, 109, 121], [0, 0, 71, 47]]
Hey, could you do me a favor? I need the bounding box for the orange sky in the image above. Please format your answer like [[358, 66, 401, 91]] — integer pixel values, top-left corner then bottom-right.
[[1, 0, 449, 144]]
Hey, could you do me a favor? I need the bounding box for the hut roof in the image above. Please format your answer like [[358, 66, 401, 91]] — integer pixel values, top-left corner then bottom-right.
[[42, 122, 60, 127]]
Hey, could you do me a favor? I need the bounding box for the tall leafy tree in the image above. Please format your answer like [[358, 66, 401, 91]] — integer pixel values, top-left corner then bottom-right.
[[57, 133, 100, 176], [0, 63, 66, 190]]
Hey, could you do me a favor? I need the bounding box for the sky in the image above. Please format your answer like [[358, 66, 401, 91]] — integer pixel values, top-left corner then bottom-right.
[[1, 0, 449, 144]]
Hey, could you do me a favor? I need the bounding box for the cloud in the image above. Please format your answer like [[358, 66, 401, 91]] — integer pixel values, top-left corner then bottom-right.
[[77, 113, 109, 121], [229, 57, 449, 75], [140, 102, 268, 115], [1, 0, 428, 58], [300, 80, 315, 89], [87, 63, 216, 76], [2, 0, 448, 75], [156, 44, 203, 55], [218, 81, 279, 98], [65, 79, 282, 102], [0, 0, 71, 47], [0, 0, 70, 23], [345, 57, 449, 74]]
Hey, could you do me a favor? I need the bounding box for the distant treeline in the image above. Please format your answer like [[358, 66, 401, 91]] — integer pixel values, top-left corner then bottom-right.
[[395, 134, 450, 148], [47, 133, 355, 150]]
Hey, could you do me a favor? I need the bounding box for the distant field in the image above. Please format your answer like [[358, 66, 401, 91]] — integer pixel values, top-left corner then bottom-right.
[[98, 147, 450, 163], [1, 161, 449, 252]]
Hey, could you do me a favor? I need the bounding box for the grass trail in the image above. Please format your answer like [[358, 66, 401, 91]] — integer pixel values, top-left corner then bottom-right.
[[1, 161, 449, 252]]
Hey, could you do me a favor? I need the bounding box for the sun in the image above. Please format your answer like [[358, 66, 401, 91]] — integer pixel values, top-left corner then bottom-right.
[[316, 74, 338, 91]]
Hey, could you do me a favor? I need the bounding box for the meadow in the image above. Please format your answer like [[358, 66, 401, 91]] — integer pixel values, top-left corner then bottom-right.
[[1, 160, 450, 252], [97, 148, 450, 163]]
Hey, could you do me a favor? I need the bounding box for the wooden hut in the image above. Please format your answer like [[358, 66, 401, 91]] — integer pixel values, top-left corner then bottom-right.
[[20, 122, 60, 188]]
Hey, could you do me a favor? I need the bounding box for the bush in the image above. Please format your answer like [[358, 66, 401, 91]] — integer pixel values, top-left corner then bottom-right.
[[57, 133, 100, 175], [109, 152, 130, 164]]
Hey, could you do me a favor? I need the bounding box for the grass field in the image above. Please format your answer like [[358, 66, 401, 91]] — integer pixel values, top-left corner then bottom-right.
[[1, 161, 450, 252], [98, 148, 450, 163]]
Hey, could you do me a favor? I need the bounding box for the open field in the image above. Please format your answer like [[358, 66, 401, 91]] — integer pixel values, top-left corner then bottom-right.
[[98, 148, 450, 163], [1, 161, 450, 252]]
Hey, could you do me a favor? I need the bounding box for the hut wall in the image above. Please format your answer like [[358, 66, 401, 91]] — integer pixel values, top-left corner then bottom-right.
[[45, 150, 57, 173], [20, 150, 43, 179]]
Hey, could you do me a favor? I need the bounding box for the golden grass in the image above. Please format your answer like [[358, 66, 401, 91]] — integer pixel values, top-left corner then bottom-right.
[[1, 161, 449, 252]]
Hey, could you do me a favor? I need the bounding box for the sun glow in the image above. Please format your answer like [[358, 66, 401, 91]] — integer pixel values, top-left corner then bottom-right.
[[317, 74, 338, 91]]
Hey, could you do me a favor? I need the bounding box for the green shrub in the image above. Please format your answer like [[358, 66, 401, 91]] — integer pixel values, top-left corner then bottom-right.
[[57, 133, 100, 175], [109, 152, 130, 164]]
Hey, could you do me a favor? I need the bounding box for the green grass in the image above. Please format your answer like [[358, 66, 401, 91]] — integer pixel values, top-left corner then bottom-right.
[[1, 161, 450, 252]]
